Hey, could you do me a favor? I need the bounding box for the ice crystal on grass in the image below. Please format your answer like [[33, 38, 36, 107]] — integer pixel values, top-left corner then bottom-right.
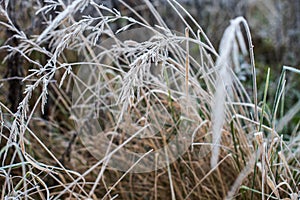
[[0, 0, 299, 199]]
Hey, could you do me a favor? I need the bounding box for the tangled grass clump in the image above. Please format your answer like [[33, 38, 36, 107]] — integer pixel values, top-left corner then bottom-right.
[[0, 0, 299, 199]]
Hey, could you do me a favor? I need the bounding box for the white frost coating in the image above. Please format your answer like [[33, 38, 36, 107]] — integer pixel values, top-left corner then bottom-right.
[[37, 0, 86, 43], [210, 17, 245, 168]]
